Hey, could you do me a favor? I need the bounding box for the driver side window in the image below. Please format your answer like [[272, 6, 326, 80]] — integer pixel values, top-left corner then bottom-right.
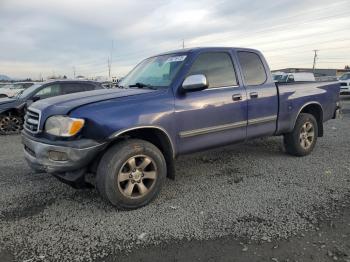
[[187, 52, 237, 89], [35, 84, 61, 99]]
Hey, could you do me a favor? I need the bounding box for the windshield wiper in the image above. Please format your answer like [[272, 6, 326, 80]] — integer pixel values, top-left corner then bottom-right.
[[128, 82, 157, 90]]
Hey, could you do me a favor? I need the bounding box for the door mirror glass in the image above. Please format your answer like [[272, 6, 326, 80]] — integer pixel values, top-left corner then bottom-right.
[[182, 74, 208, 92]]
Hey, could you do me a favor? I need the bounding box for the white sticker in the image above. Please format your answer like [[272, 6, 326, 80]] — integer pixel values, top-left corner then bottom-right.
[[166, 55, 187, 63]]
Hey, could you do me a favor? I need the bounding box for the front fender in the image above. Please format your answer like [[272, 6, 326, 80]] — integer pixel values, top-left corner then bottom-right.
[[69, 90, 176, 143]]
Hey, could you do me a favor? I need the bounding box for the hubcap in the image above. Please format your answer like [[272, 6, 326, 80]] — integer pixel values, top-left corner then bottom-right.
[[117, 155, 157, 199], [299, 121, 314, 149], [0, 116, 21, 134]]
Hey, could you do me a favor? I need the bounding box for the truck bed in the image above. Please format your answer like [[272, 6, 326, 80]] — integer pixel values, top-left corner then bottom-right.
[[276, 81, 340, 135]]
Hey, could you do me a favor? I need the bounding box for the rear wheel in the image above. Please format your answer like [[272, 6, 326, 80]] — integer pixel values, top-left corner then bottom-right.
[[284, 113, 318, 156], [96, 139, 166, 210], [0, 115, 23, 135]]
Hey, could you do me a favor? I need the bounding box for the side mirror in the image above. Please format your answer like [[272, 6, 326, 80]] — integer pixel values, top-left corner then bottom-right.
[[32, 96, 40, 102], [182, 74, 208, 92]]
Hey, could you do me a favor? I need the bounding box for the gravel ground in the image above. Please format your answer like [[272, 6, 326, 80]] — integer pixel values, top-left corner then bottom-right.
[[0, 97, 349, 262]]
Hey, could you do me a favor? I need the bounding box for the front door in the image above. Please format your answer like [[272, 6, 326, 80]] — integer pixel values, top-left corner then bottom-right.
[[175, 51, 248, 154]]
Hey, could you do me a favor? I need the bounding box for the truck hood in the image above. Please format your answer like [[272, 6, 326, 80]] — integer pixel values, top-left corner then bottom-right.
[[31, 88, 156, 117]]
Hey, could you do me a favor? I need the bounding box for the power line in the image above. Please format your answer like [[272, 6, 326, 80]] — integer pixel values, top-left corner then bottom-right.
[[78, 25, 350, 71], [63, 10, 350, 76], [262, 38, 350, 54], [188, 11, 350, 47]]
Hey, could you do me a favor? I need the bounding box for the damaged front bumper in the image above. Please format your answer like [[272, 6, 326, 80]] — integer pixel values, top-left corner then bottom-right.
[[22, 131, 106, 186]]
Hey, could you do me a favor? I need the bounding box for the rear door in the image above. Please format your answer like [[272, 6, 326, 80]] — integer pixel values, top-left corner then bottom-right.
[[175, 51, 248, 154], [236, 51, 278, 138]]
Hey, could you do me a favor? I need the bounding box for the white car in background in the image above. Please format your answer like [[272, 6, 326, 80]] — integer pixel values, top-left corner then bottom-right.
[[339, 73, 350, 95], [273, 72, 316, 83], [0, 82, 34, 98]]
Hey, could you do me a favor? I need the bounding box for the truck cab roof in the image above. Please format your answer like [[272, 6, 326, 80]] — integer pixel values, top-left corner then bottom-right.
[[156, 47, 261, 57]]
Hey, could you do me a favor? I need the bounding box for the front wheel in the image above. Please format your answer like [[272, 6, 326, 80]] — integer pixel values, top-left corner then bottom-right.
[[0, 115, 23, 135], [96, 139, 166, 210], [284, 113, 318, 156]]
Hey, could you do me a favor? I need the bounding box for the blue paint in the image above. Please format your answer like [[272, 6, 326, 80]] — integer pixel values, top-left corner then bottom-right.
[[27, 47, 340, 157]]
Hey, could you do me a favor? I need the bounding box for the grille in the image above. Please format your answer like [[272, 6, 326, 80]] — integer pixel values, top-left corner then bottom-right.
[[340, 82, 348, 86], [24, 108, 41, 133]]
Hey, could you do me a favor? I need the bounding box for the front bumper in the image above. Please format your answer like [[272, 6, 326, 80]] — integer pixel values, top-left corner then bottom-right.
[[22, 132, 106, 174]]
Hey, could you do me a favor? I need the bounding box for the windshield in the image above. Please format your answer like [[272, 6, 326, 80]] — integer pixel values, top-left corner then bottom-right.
[[119, 54, 187, 89], [340, 73, 350, 80], [18, 83, 43, 98]]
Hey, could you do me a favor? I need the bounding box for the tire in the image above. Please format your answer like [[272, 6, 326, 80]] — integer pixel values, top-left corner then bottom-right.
[[0, 115, 23, 135], [284, 113, 318, 156], [96, 139, 166, 210]]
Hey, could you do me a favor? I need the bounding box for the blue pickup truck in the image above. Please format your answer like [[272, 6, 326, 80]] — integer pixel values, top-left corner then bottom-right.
[[22, 47, 340, 209]]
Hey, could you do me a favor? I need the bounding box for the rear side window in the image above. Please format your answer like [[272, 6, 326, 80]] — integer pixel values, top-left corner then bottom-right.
[[238, 52, 267, 86], [187, 52, 237, 88], [61, 83, 97, 95]]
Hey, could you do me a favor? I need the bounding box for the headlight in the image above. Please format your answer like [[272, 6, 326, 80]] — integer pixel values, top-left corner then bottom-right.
[[45, 116, 85, 137]]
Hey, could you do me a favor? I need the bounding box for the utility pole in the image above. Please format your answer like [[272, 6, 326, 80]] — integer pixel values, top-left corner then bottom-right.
[[108, 57, 111, 79], [108, 40, 114, 80], [73, 66, 76, 79], [182, 39, 185, 49], [312, 50, 319, 73]]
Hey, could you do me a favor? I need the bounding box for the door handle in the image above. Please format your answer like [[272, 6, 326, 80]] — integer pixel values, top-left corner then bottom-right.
[[250, 92, 259, 99], [232, 94, 242, 101]]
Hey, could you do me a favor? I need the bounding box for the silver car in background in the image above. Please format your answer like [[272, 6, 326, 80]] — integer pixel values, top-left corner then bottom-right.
[[0, 82, 35, 98]]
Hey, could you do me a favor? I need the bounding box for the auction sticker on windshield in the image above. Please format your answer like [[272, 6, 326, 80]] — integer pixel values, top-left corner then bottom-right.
[[166, 55, 187, 63]]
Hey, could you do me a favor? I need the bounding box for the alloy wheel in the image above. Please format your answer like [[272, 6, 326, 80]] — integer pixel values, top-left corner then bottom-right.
[[299, 121, 315, 149], [0, 116, 22, 134], [117, 155, 157, 199]]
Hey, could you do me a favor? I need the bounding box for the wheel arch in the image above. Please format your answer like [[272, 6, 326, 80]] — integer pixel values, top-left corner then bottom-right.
[[0, 107, 24, 117], [294, 102, 324, 137], [98, 126, 176, 179]]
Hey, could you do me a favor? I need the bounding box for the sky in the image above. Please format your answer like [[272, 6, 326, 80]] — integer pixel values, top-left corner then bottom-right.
[[0, 0, 349, 79]]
